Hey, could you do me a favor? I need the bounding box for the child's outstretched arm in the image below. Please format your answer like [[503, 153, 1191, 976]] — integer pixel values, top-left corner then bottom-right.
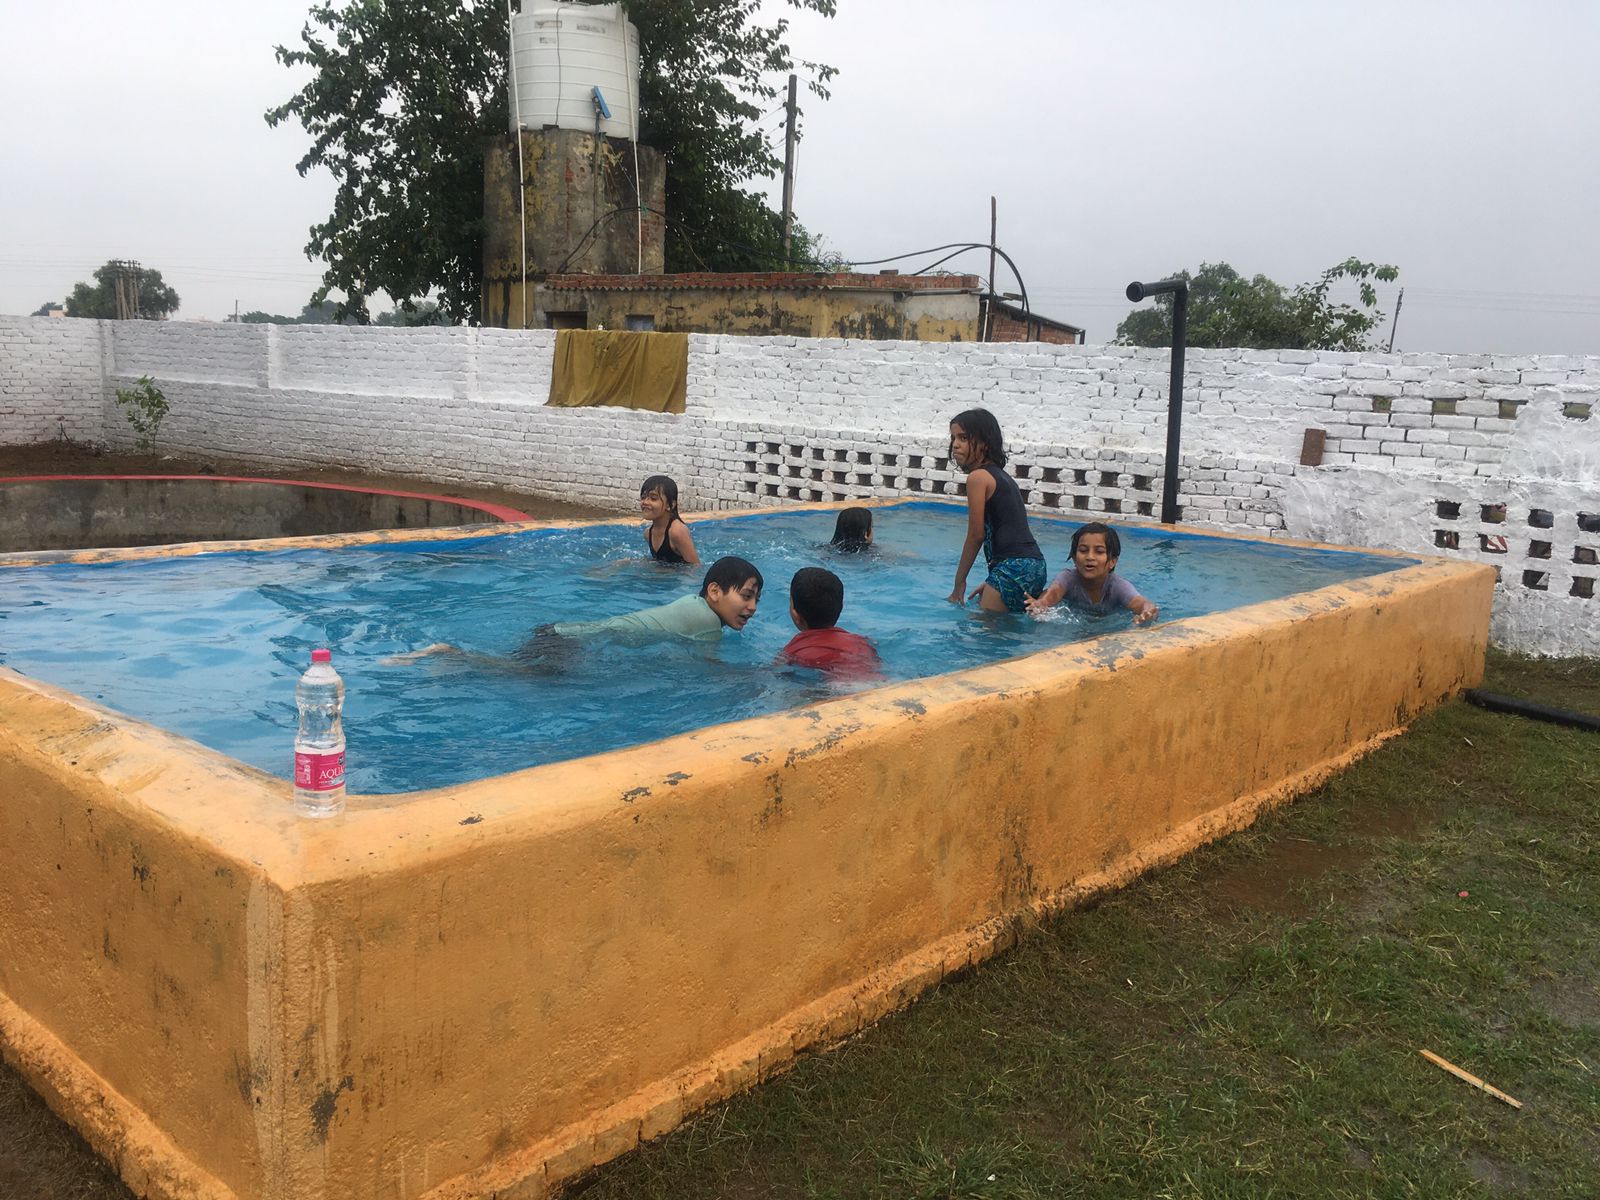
[[1023, 580, 1067, 614], [668, 520, 700, 566], [1111, 576, 1158, 624], [948, 471, 994, 605]]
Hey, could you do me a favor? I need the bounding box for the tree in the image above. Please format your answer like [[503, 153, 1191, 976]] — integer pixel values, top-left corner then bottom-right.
[[298, 299, 350, 324], [267, 1, 836, 324], [64, 262, 181, 321], [375, 300, 447, 327], [31, 301, 62, 317], [237, 310, 299, 324], [1116, 258, 1399, 352]]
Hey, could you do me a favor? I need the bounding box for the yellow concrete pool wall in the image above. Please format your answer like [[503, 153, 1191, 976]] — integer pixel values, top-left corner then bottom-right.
[[0, 512, 1495, 1200]]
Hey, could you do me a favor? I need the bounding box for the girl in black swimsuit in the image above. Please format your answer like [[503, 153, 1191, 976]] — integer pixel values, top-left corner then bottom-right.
[[639, 474, 700, 566]]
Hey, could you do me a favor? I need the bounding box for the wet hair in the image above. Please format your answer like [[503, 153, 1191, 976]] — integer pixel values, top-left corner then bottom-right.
[[948, 408, 1007, 468], [700, 555, 763, 598], [1071, 521, 1122, 564], [639, 474, 680, 515], [790, 567, 844, 629], [829, 507, 873, 552]]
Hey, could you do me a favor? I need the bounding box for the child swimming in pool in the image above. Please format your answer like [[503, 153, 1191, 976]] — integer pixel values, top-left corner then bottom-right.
[[776, 566, 882, 678], [533, 555, 759, 649], [827, 507, 874, 553], [639, 474, 699, 566], [390, 557, 761, 666], [1024, 521, 1159, 624], [945, 408, 1046, 613]]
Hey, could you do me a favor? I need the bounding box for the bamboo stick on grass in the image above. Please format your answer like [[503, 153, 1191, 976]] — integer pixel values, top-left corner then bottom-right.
[[1419, 1048, 1523, 1109]]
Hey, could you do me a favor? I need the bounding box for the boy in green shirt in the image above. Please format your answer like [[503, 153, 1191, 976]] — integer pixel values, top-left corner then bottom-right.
[[389, 557, 763, 668], [541, 556, 762, 647]]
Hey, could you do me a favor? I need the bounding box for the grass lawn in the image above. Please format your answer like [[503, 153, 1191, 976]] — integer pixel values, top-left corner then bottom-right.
[[4, 651, 1597, 1199]]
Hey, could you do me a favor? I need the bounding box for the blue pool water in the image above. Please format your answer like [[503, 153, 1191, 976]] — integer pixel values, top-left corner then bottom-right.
[[0, 504, 1411, 793]]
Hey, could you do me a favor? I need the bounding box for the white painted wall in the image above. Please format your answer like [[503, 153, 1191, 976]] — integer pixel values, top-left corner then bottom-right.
[[1, 316, 1595, 656], [0, 318, 105, 445]]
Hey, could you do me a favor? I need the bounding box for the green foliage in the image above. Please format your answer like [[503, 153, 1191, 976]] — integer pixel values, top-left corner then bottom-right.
[[267, 1, 837, 324], [233, 302, 365, 325], [30, 301, 62, 317], [113, 376, 170, 452], [64, 263, 180, 321], [374, 300, 448, 327], [298, 299, 360, 325], [1117, 257, 1399, 351]]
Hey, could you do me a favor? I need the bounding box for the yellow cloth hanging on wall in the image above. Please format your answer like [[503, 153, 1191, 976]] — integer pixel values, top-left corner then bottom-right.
[[546, 329, 688, 414]]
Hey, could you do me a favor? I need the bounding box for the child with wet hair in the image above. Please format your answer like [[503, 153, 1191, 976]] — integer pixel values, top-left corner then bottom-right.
[[945, 407, 1045, 613], [776, 566, 882, 678], [827, 506, 874, 553], [534, 555, 761, 648], [638, 474, 699, 566], [1024, 522, 1158, 623], [389, 557, 763, 668]]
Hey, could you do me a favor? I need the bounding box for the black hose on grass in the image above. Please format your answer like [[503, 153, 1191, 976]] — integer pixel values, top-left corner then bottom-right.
[[1464, 689, 1600, 733]]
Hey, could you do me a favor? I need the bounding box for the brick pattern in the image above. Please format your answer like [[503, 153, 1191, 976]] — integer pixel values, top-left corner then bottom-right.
[[693, 424, 1284, 533], [0, 317, 104, 447], [1310, 352, 1595, 474], [985, 312, 1081, 344], [1430, 497, 1596, 597]]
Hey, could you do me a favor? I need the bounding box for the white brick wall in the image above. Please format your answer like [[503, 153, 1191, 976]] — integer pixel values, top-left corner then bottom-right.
[[0, 317, 104, 446], [2, 317, 1595, 655]]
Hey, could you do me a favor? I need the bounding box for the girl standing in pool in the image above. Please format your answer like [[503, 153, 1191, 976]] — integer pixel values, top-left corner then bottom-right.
[[945, 408, 1046, 613]]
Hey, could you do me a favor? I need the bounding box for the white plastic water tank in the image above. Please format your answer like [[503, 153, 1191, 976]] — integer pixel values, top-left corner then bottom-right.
[[509, 2, 640, 140]]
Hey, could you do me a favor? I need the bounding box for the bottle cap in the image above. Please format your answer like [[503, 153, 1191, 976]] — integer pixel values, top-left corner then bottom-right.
[[311, 648, 332, 663]]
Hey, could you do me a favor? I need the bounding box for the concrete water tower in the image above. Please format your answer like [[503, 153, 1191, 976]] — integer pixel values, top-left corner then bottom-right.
[[483, 1, 667, 328]]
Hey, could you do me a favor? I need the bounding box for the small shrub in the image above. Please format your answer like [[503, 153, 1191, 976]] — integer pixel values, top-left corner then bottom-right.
[[114, 375, 169, 452]]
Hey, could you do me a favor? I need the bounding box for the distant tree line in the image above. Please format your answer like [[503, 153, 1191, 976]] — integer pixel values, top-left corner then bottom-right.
[[231, 299, 447, 326], [32, 273, 444, 327]]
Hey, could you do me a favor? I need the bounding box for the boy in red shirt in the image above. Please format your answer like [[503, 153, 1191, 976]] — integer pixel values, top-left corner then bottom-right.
[[777, 567, 882, 678]]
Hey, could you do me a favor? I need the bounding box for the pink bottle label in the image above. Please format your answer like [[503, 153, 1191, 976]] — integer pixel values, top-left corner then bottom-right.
[[295, 750, 345, 792]]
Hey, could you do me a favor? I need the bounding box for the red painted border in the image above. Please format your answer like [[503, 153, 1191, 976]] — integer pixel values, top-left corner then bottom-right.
[[0, 474, 532, 523]]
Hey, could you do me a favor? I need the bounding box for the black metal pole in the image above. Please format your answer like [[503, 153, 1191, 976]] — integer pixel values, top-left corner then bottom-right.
[[1125, 278, 1190, 525], [1163, 287, 1187, 524]]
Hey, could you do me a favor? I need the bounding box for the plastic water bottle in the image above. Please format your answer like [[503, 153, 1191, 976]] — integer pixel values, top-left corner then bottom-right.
[[293, 648, 346, 818]]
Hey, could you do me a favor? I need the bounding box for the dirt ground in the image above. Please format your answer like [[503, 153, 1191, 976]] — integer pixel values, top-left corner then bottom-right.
[[0, 442, 615, 522]]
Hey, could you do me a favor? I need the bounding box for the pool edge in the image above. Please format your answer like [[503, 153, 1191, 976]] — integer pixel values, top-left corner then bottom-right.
[[0, 532, 1495, 1200]]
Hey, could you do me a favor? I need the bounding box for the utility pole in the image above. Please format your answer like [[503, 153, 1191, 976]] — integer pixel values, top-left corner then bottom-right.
[[984, 196, 997, 342], [780, 72, 798, 266], [112, 259, 145, 320], [234, 299, 240, 324], [111, 259, 134, 320], [1386, 287, 1405, 353]]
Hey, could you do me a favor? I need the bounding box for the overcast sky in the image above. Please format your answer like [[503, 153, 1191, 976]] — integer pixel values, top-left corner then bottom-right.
[[4, 0, 1597, 353]]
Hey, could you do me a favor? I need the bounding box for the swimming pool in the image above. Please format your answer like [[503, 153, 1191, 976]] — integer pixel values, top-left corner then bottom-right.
[[0, 501, 1490, 1200], [0, 503, 1413, 792]]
